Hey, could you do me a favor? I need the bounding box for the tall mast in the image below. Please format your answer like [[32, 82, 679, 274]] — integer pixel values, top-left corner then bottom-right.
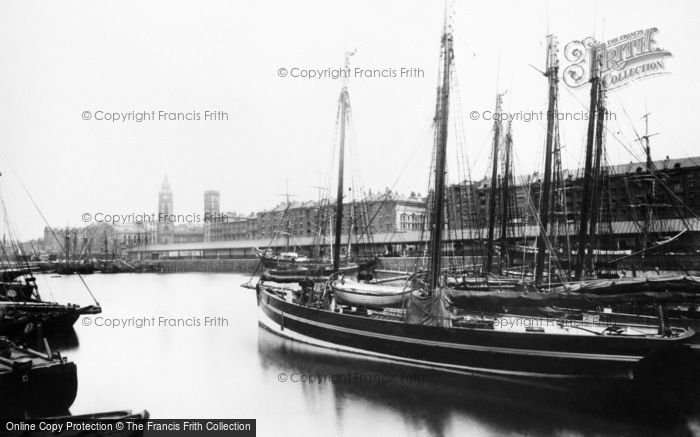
[[333, 50, 354, 272], [499, 121, 513, 271], [587, 85, 606, 266], [274, 180, 294, 252], [553, 122, 570, 264], [534, 35, 559, 285], [484, 94, 503, 274], [65, 230, 70, 262], [427, 22, 453, 293], [347, 199, 354, 257], [575, 43, 601, 280], [642, 114, 655, 171], [641, 113, 658, 252]]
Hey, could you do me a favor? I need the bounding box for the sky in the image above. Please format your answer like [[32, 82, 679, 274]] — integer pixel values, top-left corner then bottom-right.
[[1, 0, 699, 239]]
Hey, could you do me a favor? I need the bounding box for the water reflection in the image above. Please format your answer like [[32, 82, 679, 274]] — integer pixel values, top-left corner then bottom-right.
[[257, 326, 699, 436]]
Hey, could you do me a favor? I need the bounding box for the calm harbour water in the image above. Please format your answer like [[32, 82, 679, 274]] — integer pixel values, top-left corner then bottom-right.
[[39, 272, 700, 437]]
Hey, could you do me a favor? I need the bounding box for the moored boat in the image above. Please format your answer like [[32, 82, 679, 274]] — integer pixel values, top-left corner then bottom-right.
[[0, 301, 100, 339], [330, 277, 413, 308], [256, 51, 377, 285], [0, 336, 77, 416], [0, 221, 102, 339], [258, 282, 697, 380], [54, 261, 95, 275], [0, 264, 100, 339]]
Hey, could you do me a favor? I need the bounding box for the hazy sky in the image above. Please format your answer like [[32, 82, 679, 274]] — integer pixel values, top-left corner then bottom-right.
[[1, 0, 698, 239]]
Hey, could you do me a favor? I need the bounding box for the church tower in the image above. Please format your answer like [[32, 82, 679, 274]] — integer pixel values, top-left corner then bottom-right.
[[157, 174, 174, 244]]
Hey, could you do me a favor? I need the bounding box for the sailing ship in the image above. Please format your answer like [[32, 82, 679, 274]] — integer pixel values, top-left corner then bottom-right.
[[258, 52, 376, 284], [442, 102, 524, 291], [0, 267, 100, 338], [520, 37, 697, 286], [445, 34, 700, 309], [405, 35, 700, 351], [0, 177, 101, 338], [98, 231, 135, 273], [1, 249, 100, 339], [0, 300, 99, 339], [257, 18, 700, 387], [53, 232, 95, 275]]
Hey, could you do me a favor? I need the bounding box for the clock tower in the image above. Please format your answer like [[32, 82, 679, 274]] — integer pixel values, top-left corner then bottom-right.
[[157, 174, 174, 244]]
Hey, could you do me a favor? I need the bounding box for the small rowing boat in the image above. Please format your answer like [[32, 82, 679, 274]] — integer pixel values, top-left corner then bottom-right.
[[330, 278, 413, 308]]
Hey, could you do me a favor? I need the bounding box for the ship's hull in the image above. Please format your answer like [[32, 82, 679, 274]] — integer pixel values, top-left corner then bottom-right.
[[257, 284, 697, 381], [0, 302, 100, 339], [54, 263, 95, 275], [0, 358, 77, 416]]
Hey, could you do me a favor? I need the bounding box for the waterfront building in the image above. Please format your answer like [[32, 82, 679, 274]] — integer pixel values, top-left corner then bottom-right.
[[114, 222, 157, 253], [35, 155, 700, 258], [443, 155, 700, 250], [217, 214, 258, 241], [203, 190, 221, 242], [366, 190, 426, 233], [257, 200, 322, 241], [173, 224, 205, 243], [254, 191, 426, 246]]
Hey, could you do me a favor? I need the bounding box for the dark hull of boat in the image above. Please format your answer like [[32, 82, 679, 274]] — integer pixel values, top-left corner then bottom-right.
[[0, 360, 77, 416], [0, 313, 80, 339], [0, 304, 99, 339], [54, 264, 95, 275], [29, 263, 58, 273], [257, 285, 697, 381]]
